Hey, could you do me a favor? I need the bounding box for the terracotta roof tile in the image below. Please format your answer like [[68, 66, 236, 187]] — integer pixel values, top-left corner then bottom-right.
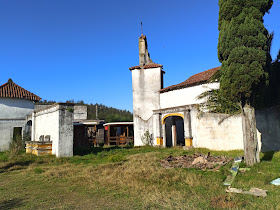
[[129, 63, 163, 70], [160, 66, 220, 93], [0, 79, 41, 101]]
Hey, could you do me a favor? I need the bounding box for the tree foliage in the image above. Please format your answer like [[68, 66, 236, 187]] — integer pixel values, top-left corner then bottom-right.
[[199, 31, 280, 113], [197, 89, 240, 114], [267, 49, 280, 105], [218, 0, 273, 105], [218, 0, 273, 166], [87, 103, 133, 122]]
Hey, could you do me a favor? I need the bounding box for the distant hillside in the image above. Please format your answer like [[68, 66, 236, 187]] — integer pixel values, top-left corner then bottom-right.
[[37, 100, 133, 123], [87, 103, 133, 122]]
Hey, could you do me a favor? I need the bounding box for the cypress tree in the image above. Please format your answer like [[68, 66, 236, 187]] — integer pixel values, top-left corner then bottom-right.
[[218, 0, 273, 166]]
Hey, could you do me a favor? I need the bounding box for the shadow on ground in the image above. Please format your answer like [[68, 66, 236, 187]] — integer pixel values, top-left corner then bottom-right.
[[74, 146, 133, 156], [261, 151, 275, 161], [0, 161, 33, 173], [0, 198, 24, 209]]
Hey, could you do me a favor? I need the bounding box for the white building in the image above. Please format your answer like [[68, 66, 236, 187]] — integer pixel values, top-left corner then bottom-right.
[[0, 79, 86, 157], [0, 79, 41, 151], [130, 35, 244, 150]]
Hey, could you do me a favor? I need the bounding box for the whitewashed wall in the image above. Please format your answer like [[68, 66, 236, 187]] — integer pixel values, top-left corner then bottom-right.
[[0, 98, 34, 119], [33, 105, 59, 152], [0, 98, 34, 151], [160, 83, 219, 109], [33, 104, 73, 157], [132, 67, 162, 146], [191, 110, 244, 150], [0, 120, 26, 151]]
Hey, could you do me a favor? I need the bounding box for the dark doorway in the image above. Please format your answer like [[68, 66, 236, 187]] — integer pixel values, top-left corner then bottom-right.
[[164, 116, 184, 147], [13, 127, 22, 139]]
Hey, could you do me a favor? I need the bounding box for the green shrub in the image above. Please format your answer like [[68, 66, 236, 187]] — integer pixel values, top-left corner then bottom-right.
[[8, 134, 24, 159], [108, 154, 124, 163], [34, 167, 43, 174], [23, 131, 31, 142], [141, 130, 153, 146], [66, 107, 74, 113]]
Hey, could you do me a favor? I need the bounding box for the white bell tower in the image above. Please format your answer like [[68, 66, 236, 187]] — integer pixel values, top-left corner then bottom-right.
[[129, 34, 164, 146]]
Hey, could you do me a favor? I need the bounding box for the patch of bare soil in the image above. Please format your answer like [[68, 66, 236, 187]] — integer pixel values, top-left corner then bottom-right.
[[210, 195, 238, 209], [160, 153, 232, 170]]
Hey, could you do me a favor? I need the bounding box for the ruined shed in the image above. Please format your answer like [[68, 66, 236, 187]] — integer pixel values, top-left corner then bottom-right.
[[74, 120, 105, 147], [104, 122, 134, 146]]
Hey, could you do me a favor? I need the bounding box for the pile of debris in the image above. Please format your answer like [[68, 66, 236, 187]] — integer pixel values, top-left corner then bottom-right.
[[160, 153, 232, 170]]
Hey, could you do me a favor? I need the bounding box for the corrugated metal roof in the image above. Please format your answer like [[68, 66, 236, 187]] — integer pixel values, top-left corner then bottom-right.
[[103, 122, 134, 126]]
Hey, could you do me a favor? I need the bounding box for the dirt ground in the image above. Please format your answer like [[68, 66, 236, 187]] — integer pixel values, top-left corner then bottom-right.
[[160, 153, 233, 170]]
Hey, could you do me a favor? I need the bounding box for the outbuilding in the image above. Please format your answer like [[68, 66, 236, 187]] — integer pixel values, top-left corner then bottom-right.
[[0, 79, 41, 151]]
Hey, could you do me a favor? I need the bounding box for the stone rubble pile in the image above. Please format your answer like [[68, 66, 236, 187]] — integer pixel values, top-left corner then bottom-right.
[[160, 153, 233, 170]]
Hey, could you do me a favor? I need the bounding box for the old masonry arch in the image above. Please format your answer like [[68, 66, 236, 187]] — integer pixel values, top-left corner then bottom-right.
[[162, 113, 185, 147]]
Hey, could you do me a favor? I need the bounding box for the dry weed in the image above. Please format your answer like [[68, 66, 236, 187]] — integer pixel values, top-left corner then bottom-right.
[[71, 152, 204, 208], [210, 195, 239, 209], [43, 164, 82, 178]]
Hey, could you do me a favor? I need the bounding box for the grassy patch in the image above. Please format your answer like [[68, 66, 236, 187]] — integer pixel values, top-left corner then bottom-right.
[[33, 167, 44, 174], [0, 147, 280, 209]]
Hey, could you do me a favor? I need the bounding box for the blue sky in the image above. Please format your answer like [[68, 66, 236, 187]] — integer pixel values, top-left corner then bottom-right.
[[0, 0, 279, 111]]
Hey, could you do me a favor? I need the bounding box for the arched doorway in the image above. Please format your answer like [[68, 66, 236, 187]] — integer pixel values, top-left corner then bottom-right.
[[25, 120, 32, 133], [163, 114, 184, 147]]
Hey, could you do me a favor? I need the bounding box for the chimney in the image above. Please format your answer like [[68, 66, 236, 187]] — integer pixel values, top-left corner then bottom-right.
[[139, 34, 153, 66]]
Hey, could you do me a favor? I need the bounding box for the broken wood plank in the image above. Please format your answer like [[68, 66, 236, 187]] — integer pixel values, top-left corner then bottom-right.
[[226, 187, 267, 197]]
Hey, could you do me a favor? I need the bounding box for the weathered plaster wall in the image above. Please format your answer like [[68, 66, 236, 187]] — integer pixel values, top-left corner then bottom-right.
[[0, 98, 34, 151], [35, 104, 87, 122], [191, 106, 280, 151], [160, 83, 219, 109], [73, 105, 87, 121], [0, 98, 34, 119], [33, 104, 73, 157], [132, 67, 162, 146], [57, 109, 74, 157], [0, 120, 26, 151], [34, 104, 52, 111], [191, 110, 244, 150]]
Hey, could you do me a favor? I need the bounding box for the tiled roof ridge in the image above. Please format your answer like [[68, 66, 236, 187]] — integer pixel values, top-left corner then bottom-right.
[[0, 79, 41, 101], [160, 66, 220, 93], [129, 63, 163, 70]]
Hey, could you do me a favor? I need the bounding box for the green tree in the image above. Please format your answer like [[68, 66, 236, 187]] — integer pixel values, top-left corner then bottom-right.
[[87, 103, 133, 122], [268, 49, 280, 105], [218, 0, 273, 166]]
